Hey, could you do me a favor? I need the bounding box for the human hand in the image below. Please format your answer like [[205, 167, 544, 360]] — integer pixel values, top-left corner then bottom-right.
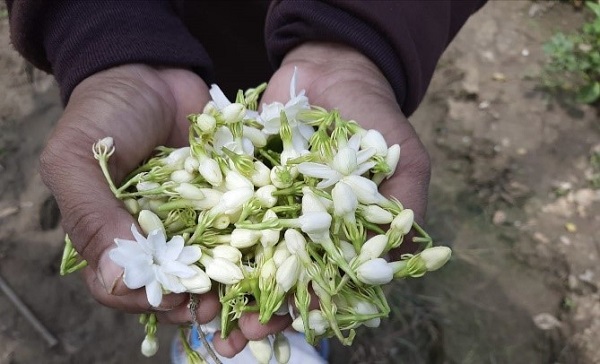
[[39, 64, 222, 330], [221, 42, 432, 354], [264, 42, 432, 249]]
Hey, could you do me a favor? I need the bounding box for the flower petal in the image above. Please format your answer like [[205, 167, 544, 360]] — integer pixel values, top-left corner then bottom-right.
[[353, 161, 376, 176], [155, 268, 187, 293], [145, 280, 163, 307], [122, 261, 155, 289], [178, 245, 202, 265], [130, 224, 150, 249], [164, 235, 185, 261], [356, 147, 376, 165], [209, 84, 231, 109], [147, 229, 167, 256], [297, 162, 337, 179], [110, 240, 148, 266], [161, 260, 197, 278]]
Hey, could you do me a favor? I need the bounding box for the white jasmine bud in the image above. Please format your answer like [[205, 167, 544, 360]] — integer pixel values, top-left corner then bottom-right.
[[385, 144, 401, 178], [179, 265, 211, 294], [138, 210, 166, 236], [391, 209, 414, 235], [97, 136, 114, 150], [221, 187, 254, 214], [93, 137, 115, 159], [332, 181, 358, 220], [225, 170, 253, 190], [248, 338, 273, 364], [191, 189, 223, 210], [298, 211, 332, 235], [230, 228, 262, 249], [339, 240, 357, 263], [184, 156, 200, 174], [198, 155, 223, 186], [360, 129, 388, 156], [251, 161, 272, 187], [196, 113, 216, 133], [260, 210, 280, 248], [291, 310, 329, 335], [174, 182, 205, 200], [212, 213, 231, 229], [342, 175, 387, 205], [170, 170, 194, 183], [356, 258, 394, 285], [357, 234, 388, 263], [260, 259, 277, 280], [276, 255, 300, 292], [201, 256, 244, 285], [138, 197, 168, 218], [221, 103, 246, 124], [243, 126, 268, 148], [203, 101, 218, 115], [211, 245, 242, 263], [255, 185, 278, 208], [353, 300, 381, 328], [420, 246, 452, 271], [273, 333, 291, 364], [272, 243, 290, 267], [283, 228, 306, 255], [301, 188, 328, 214], [140, 335, 159, 357], [270, 166, 297, 189], [136, 181, 160, 192], [162, 147, 190, 168], [123, 198, 140, 215], [361, 205, 393, 224]]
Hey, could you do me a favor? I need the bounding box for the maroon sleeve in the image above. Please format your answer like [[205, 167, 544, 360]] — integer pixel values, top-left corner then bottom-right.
[[6, 0, 214, 104], [265, 0, 486, 116]]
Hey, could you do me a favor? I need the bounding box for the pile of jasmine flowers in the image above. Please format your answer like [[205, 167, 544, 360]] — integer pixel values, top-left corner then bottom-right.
[[60, 70, 451, 363]]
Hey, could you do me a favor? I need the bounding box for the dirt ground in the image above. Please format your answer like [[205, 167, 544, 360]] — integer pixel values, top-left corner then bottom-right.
[[1, 1, 599, 364]]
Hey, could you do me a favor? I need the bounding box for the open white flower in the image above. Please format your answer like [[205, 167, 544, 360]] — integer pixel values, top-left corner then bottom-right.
[[297, 144, 376, 189], [212, 126, 254, 156], [109, 225, 202, 307], [259, 68, 313, 151]]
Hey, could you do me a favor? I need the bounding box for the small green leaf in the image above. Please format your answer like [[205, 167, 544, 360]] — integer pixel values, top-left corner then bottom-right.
[[586, 2, 600, 18], [577, 82, 600, 104]]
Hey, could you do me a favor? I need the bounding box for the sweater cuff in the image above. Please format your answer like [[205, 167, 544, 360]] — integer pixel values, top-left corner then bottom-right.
[[42, 1, 214, 103]]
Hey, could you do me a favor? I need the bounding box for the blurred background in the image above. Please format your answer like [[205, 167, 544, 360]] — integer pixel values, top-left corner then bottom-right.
[[1, 1, 599, 363]]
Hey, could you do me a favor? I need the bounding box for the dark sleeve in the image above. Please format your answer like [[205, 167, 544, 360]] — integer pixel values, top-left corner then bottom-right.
[[265, 0, 486, 116], [6, 0, 214, 104]]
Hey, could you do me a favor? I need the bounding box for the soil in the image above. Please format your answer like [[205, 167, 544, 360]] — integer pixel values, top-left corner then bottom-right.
[[1, 1, 599, 364]]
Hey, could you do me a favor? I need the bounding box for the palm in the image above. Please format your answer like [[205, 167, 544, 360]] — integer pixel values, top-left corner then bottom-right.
[[262, 45, 431, 252], [40, 64, 212, 310]]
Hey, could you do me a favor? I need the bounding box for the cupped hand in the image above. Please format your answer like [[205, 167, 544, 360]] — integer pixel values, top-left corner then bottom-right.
[[225, 42, 432, 352], [264, 42, 431, 249], [40, 64, 221, 324]]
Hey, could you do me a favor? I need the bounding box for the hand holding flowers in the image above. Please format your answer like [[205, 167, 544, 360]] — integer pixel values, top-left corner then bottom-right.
[[56, 44, 450, 362]]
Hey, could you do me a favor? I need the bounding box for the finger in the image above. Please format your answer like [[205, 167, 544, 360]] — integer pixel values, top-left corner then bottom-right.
[[212, 329, 248, 358], [40, 68, 181, 295], [155, 291, 221, 325], [84, 268, 186, 313], [156, 68, 210, 146], [238, 311, 293, 341]]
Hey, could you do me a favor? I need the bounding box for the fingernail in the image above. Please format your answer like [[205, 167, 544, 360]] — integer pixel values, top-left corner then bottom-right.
[[98, 252, 127, 295]]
